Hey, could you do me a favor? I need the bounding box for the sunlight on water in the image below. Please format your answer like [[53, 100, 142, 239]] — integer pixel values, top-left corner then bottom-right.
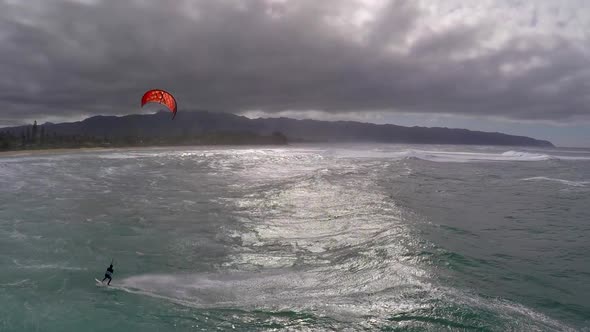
[[1, 145, 588, 331]]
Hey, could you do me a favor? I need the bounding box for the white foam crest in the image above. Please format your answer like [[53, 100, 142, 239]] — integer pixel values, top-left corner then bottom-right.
[[97, 152, 147, 159], [0, 279, 30, 287], [94, 147, 322, 160], [12, 259, 87, 271], [522, 177, 590, 187], [500, 150, 555, 161], [9, 229, 28, 240], [335, 148, 590, 162]]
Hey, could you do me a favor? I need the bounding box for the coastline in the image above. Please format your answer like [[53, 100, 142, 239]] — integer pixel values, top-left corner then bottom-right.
[[0, 147, 116, 158]]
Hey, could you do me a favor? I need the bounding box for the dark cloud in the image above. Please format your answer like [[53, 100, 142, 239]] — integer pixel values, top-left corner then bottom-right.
[[0, 0, 588, 126]]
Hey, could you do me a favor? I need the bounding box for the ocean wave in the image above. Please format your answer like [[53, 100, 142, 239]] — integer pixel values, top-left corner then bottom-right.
[[522, 177, 590, 187], [500, 150, 555, 161], [12, 259, 87, 271], [0, 279, 31, 288], [340, 149, 590, 163]]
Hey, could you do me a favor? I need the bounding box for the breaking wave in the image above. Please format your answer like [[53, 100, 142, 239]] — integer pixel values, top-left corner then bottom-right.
[[335, 148, 590, 162], [522, 177, 590, 187]]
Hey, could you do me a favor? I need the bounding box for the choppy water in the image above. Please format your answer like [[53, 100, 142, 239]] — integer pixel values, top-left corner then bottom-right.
[[1, 144, 589, 331]]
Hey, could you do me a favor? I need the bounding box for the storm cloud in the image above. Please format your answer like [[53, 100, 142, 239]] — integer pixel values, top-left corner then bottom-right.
[[1, 0, 589, 125]]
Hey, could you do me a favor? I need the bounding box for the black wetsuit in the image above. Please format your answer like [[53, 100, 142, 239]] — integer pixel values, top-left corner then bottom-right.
[[102, 265, 114, 285]]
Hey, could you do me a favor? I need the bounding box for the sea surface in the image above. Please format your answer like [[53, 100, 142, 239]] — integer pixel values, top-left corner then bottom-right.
[[1, 144, 589, 331]]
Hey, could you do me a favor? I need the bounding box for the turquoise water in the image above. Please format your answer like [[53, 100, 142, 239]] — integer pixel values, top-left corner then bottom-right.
[[1, 145, 589, 331]]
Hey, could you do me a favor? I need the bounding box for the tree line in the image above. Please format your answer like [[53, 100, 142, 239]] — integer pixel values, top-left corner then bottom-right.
[[0, 121, 288, 151]]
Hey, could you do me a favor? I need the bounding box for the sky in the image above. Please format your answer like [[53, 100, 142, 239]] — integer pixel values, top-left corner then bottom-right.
[[1, 0, 589, 146]]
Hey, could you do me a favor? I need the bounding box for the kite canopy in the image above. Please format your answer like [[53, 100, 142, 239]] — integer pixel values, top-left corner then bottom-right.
[[141, 89, 177, 119]]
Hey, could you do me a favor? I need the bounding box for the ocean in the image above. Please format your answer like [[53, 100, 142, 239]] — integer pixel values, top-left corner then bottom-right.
[[1, 144, 589, 331]]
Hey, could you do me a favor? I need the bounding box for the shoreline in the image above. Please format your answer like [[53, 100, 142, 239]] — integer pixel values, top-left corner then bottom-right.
[[0, 147, 116, 158]]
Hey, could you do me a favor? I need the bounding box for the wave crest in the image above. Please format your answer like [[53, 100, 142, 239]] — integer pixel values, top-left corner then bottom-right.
[[522, 177, 589, 187]]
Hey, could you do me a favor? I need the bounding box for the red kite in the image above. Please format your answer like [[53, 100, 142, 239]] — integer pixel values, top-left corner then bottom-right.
[[141, 89, 177, 119]]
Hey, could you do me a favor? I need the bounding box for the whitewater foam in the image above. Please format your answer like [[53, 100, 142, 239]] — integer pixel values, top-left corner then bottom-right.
[[333, 148, 590, 162], [500, 150, 555, 161]]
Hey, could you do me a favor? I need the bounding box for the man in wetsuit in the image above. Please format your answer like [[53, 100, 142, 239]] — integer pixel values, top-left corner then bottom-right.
[[102, 264, 114, 285]]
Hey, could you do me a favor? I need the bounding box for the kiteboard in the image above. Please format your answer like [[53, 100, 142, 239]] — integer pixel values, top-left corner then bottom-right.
[[95, 278, 107, 287]]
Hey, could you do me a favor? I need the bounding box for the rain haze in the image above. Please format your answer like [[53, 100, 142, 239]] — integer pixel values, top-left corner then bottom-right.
[[1, 0, 589, 146]]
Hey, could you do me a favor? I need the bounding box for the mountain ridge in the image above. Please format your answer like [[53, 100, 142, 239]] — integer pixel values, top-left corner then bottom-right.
[[1, 110, 554, 147]]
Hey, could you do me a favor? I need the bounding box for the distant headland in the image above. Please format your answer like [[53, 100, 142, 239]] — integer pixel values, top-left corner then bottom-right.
[[0, 111, 553, 151]]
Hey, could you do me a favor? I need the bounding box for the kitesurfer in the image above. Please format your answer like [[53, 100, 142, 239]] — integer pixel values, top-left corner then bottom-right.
[[102, 263, 114, 285]]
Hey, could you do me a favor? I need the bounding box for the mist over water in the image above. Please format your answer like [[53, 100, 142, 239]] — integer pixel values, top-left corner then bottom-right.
[[1, 144, 589, 331]]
